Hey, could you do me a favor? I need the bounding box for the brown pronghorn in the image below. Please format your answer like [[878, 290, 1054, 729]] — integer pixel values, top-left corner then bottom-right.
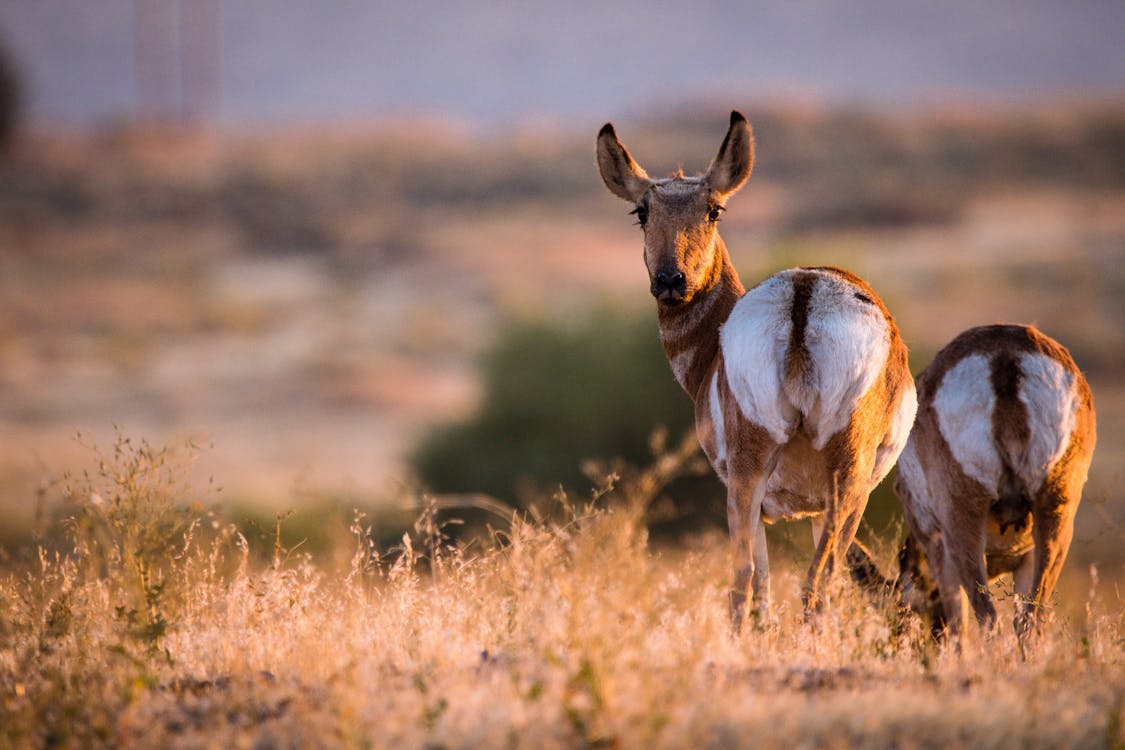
[[894, 324, 1096, 644], [597, 112, 917, 630]]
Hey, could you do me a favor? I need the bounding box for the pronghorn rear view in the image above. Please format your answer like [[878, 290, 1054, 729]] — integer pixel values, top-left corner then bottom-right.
[[895, 324, 1096, 645], [597, 112, 917, 631]]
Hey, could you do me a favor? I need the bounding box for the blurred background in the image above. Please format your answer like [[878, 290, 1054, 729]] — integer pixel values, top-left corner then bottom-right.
[[0, 1, 1121, 564]]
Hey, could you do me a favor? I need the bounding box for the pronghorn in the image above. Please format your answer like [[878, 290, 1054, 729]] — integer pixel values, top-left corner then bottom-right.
[[597, 112, 917, 630], [894, 324, 1096, 644]]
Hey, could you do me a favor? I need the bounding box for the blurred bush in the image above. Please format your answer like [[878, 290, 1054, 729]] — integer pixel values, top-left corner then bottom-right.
[[411, 308, 729, 531]]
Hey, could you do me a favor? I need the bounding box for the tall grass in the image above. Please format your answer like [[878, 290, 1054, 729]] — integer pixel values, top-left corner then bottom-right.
[[1, 434, 1121, 748]]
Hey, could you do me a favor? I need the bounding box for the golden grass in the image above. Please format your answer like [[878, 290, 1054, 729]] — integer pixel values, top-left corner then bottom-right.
[[2, 436, 1121, 749]]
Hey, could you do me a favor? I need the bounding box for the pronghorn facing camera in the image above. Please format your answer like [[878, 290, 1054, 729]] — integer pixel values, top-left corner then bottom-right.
[[895, 324, 1096, 645], [597, 112, 917, 631]]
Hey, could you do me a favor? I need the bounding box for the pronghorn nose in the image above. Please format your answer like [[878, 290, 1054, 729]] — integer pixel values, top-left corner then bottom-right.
[[653, 271, 686, 293]]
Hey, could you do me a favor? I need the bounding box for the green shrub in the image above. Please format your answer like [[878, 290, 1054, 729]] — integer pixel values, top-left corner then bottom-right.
[[411, 308, 724, 526]]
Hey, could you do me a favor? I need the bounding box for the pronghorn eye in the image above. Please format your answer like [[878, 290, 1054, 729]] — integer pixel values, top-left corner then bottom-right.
[[707, 205, 724, 223], [630, 206, 648, 227]]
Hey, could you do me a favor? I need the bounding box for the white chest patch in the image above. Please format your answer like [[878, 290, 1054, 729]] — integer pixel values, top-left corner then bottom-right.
[[934, 354, 1002, 492], [668, 348, 695, 389], [1016, 351, 1078, 490]]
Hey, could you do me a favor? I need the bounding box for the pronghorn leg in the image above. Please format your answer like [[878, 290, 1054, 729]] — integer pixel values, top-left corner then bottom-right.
[[726, 483, 756, 632], [808, 515, 832, 577], [803, 472, 843, 615], [805, 473, 871, 614], [1012, 552, 1035, 654], [933, 497, 996, 644], [836, 502, 892, 599], [928, 537, 968, 641], [749, 517, 771, 623], [836, 504, 866, 574], [728, 447, 781, 634], [844, 535, 892, 595], [1014, 495, 1077, 643], [955, 536, 997, 638]]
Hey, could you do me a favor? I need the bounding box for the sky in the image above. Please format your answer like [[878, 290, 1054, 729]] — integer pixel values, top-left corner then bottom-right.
[[0, 0, 1123, 128]]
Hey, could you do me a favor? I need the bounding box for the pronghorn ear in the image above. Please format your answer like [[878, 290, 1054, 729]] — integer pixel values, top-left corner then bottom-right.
[[597, 122, 652, 202], [704, 111, 754, 198]]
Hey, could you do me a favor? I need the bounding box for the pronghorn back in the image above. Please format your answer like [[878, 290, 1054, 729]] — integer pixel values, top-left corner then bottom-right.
[[894, 323, 1096, 641]]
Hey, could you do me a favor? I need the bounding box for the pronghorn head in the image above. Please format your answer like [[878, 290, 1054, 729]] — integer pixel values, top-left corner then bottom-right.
[[597, 111, 754, 307]]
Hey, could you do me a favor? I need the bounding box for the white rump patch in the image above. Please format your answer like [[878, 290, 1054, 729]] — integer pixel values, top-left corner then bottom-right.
[[1016, 352, 1078, 491], [720, 269, 893, 449], [793, 273, 891, 449], [934, 354, 1001, 492], [720, 274, 796, 444]]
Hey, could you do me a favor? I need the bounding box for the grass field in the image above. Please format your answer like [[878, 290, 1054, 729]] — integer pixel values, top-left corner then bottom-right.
[[1, 434, 1121, 749]]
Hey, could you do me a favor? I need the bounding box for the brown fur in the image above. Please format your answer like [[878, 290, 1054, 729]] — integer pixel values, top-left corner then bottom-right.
[[895, 324, 1096, 645], [783, 271, 818, 387], [657, 247, 744, 399]]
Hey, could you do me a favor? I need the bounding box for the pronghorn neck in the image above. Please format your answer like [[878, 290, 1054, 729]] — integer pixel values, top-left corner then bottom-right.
[[657, 237, 745, 399]]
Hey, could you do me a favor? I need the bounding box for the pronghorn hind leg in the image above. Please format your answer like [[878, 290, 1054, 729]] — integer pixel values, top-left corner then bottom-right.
[[749, 519, 771, 625], [837, 500, 894, 599], [727, 444, 781, 635], [845, 535, 892, 596], [804, 472, 872, 615], [1012, 552, 1035, 655], [954, 527, 997, 638], [804, 472, 845, 616], [927, 537, 967, 641], [932, 493, 996, 646], [807, 513, 833, 614], [1014, 492, 1078, 644]]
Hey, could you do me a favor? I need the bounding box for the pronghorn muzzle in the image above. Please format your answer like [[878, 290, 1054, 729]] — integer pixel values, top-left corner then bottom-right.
[[651, 269, 687, 304]]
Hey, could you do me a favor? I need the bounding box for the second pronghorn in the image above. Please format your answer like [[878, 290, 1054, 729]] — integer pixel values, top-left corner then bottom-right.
[[895, 324, 1096, 646]]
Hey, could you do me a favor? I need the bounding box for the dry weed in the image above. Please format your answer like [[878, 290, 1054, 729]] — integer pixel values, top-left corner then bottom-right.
[[0, 434, 1121, 749]]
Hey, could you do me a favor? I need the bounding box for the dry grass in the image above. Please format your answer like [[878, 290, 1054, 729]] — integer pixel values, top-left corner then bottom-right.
[[2, 436, 1121, 749]]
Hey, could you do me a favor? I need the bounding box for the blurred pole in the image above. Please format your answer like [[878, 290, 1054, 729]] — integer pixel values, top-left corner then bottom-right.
[[134, 0, 178, 124], [0, 32, 20, 150], [181, 0, 221, 127]]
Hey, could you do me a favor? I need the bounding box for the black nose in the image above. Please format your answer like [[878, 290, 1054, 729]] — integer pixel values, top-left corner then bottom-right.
[[653, 271, 686, 295]]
